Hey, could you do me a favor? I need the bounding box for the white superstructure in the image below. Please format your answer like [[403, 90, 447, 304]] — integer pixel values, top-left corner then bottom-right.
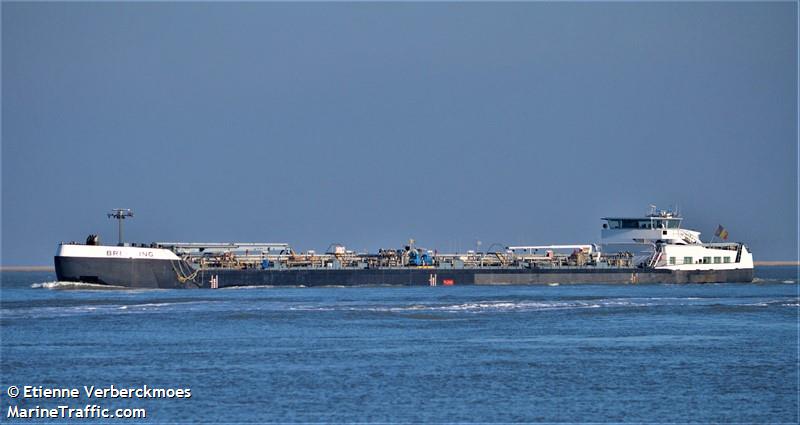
[[56, 243, 181, 261], [600, 207, 753, 271], [654, 242, 753, 271]]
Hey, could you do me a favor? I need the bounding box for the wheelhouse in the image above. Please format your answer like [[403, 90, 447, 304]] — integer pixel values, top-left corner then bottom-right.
[[602, 217, 682, 230]]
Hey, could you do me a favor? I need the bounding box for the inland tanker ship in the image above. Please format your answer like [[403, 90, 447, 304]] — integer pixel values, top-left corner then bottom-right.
[[54, 207, 754, 289]]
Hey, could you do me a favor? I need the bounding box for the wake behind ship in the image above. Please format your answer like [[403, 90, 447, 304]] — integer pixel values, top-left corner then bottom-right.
[[54, 207, 754, 289]]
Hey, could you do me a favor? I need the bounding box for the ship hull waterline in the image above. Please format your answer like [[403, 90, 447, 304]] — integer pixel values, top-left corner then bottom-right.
[[54, 256, 755, 289]]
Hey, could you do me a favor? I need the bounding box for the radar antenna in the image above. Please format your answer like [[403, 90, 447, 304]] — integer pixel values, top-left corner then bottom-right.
[[107, 208, 134, 246]]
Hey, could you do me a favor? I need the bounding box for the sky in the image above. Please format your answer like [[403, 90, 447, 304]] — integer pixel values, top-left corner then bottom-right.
[[2, 2, 797, 265]]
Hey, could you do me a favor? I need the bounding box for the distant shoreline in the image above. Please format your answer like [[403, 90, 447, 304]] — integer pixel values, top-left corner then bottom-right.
[[1, 262, 798, 272], [1, 266, 56, 272], [753, 261, 800, 267]]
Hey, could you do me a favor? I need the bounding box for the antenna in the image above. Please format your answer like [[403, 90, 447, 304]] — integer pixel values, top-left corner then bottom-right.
[[107, 208, 134, 246]]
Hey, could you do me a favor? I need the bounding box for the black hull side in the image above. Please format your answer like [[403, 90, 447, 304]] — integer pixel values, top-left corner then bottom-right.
[[54, 256, 755, 289], [201, 267, 753, 288], [54, 256, 189, 289]]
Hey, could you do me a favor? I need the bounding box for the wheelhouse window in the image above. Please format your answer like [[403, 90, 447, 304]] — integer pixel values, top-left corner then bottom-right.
[[654, 220, 672, 229], [606, 218, 681, 229], [622, 220, 640, 229]]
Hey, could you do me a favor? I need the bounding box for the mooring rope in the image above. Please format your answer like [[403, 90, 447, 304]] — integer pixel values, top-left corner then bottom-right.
[[171, 260, 200, 286]]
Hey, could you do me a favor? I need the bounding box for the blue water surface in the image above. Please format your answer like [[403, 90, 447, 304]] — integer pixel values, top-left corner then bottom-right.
[[1, 268, 798, 423]]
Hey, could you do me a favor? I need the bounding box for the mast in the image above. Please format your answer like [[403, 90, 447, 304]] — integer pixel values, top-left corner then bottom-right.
[[107, 208, 134, 246]]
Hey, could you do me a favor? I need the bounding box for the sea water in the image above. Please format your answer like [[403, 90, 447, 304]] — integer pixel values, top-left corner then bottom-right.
[[1, 268, 797, 422]]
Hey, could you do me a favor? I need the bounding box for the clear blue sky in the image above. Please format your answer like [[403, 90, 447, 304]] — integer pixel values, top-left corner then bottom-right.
[[2, 2, 797, 265]]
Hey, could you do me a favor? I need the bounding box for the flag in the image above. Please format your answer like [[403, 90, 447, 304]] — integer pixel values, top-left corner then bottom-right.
[[715, 225, 729, 241]]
